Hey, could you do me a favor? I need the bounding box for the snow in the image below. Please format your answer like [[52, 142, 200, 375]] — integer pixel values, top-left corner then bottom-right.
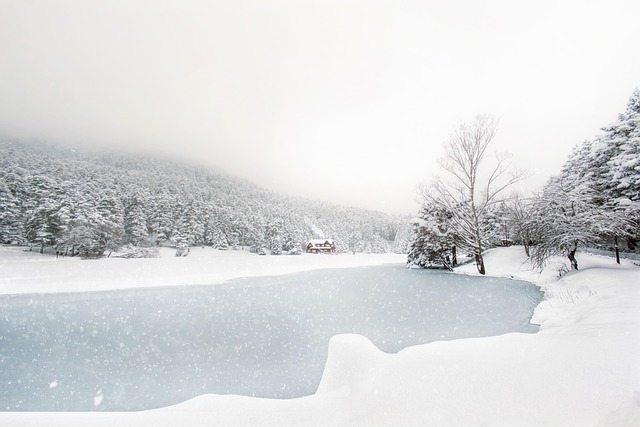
[[307, 239, 335, 245], [0, 246, 404, 295], [1, 246, 639, 426], [93, 391, 104, 407]]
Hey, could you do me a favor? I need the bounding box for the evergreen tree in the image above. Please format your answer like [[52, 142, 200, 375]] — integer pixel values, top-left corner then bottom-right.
[[534, 88, 640, 261], [266, 218, 285, 255], [0, 177, 25, 244], [604, 89, 640, 202], [147, 197, 174, 246], [391, 218, 413, 254], [97, 193, 125, 235], [407, 204, 456, 269], [23, 175, 66, 252], [124, 194, 149, 246], [171, 204, 191, 246]]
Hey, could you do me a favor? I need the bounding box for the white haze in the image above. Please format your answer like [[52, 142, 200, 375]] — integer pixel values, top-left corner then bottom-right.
[[0, 0, 639, 214]]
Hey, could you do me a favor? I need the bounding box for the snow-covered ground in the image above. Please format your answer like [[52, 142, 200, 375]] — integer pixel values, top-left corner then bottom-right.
[[0, 246, 405, 295], [1, 246, 639, 426]]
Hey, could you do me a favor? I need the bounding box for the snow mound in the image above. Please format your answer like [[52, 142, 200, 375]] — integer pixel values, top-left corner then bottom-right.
[[316, 334, 388, 396]]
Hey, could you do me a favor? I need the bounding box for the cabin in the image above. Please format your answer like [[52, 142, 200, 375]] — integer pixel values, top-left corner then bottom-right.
[[306, 239, 336, 253], [500, 238, 513, 247]]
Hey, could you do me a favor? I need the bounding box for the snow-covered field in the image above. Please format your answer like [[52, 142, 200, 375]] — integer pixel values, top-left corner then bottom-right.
[[1, 246, 639, 426], [0, 246, 405, 295]]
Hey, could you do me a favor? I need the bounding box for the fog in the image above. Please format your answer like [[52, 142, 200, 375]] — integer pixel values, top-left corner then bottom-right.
[[1, 0, 639, 214]]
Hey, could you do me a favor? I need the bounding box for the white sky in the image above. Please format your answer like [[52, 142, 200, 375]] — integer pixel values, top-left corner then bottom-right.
[[1, 0, 639, 215]]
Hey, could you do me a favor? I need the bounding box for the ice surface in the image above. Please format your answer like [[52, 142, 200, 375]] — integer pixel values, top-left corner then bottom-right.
[[0, 265, 540, 411]]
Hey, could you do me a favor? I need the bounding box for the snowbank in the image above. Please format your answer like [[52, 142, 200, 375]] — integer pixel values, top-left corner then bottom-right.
[[1, 247, 639, 426], [0, 246, 405, 295]]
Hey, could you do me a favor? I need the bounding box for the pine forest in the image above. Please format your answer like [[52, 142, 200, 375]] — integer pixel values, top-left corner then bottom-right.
[[0, 141, 412, 258]]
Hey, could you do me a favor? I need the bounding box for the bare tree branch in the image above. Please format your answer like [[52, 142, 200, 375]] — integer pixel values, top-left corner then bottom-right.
[[416, 115, 525, 274]]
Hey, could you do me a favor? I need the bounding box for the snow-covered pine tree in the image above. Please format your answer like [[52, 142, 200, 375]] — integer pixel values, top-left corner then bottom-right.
[[480, 202, 507, 248], [23, 175, 67, 253], [96, 193, 125, 237], [147, 196, 175, 246], [605, 89, 640, 248], [391, 218, 413, 254], [25, 202, 62, 253], [0, 176, 25, 245], [265, 218, 285, 255], [344, 231, 360, 254], [533, 88, 640, 264], [603, 89, 640, 201], [406, 203, 455, 270], [171, 209, 190, 247], [210, 226, 229, 250], [181, 201, 205, 246], [124, 194, 149, 246]]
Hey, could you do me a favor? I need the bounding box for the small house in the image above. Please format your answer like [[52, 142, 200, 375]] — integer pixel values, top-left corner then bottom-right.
[[306, 239, 336, 253]]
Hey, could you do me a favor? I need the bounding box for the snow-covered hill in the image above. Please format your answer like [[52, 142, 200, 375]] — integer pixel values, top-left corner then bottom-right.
[[0, 141, 412, 255]]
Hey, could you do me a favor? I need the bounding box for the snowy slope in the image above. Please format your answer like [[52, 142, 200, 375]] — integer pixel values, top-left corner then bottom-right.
[[1, 247, 639, 426]]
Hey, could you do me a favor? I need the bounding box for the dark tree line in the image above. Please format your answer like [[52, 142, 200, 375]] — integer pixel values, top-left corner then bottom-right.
[[0, 141, 410, 257]]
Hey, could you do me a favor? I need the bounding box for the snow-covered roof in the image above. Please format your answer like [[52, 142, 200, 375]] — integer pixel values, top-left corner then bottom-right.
[[308, 239, 334, 245]]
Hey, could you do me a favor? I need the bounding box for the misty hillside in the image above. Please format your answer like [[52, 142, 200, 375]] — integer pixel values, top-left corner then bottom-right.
[[0, 140, 412, 256]]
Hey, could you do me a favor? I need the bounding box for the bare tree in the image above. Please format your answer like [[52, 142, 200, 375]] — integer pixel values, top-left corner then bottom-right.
[[421, 115, 524, 274], [505, 193, 537, 257]]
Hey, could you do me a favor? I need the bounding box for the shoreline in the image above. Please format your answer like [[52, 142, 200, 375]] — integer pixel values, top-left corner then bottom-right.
[[0, 245, 406, 296]]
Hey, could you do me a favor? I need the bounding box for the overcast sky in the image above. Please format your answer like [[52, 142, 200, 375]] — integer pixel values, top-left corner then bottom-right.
[[1, 0, 639, 215]]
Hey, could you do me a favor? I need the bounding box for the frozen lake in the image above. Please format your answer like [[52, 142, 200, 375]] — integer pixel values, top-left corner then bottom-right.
[[0, 265, 542, 411]]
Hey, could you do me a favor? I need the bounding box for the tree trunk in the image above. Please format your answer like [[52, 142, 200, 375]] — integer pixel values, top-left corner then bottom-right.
[[475, 251, 486, 275], [473, 222, 486, 274], [441, 255, 454, 272], [567, 242, 578, 270], [451, 245, 457, 266], [614, 236, 620, 265]]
